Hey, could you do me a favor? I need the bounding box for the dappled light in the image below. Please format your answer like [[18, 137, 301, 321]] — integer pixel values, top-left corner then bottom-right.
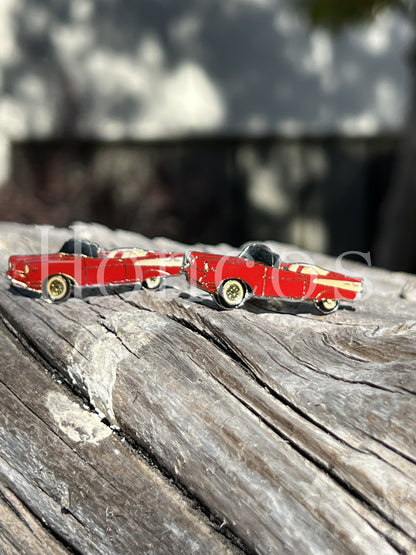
[[0, 0, 412, 148], [0, 0, 414, 268]]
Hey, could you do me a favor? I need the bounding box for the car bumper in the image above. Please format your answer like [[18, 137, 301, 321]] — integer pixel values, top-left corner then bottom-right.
[[6, 272, 41, 293]]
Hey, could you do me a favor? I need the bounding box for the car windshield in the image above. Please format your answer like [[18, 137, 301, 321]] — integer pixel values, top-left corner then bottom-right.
[[59, 239, 100, 258], [239, 244, 280, 268]]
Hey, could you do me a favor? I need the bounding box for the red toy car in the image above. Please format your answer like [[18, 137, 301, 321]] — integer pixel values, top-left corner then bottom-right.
[[183, 243, 363, 313], [7, 238, 184, 302]]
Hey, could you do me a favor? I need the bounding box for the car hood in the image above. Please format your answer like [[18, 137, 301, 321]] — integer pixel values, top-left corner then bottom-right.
[[9, 253, 73, 267]]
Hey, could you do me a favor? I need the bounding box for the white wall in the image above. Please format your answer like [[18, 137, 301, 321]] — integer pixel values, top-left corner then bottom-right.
[[0, 0, 413, 183]]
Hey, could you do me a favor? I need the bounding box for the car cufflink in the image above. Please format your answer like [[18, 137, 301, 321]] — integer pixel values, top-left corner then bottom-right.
[[7, 241, 363, 313], [7, 238, 183, 303], [182, 243, 362, 314]]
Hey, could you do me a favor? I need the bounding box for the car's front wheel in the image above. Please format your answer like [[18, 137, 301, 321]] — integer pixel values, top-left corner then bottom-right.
[[315, 298, 339, 314], [142, 276, 164, 290], [215, 279, 247, 309], [43, 275, 72, 303]]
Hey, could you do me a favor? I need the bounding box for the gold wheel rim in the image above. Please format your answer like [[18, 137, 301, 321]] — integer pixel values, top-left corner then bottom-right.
[[146, 277, 161, 288], [224, 281, 244, 305], [48, 277, 67, 300], [321, 298, 337, 310]]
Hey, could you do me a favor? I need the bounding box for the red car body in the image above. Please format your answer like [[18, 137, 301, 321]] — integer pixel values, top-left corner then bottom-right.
[[7, 239, 184, 302], [183, 243, 363, 313]]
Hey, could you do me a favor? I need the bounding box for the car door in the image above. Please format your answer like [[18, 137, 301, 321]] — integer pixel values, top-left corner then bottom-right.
[[263, 265, 307, 299], [123, 256, 144, 284], [83, 255, 101, 285], [84, 255, 127, 285]]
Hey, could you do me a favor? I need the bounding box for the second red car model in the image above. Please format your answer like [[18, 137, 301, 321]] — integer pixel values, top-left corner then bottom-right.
[[183, 243, 363, 313], [7, 238, 184, 302]]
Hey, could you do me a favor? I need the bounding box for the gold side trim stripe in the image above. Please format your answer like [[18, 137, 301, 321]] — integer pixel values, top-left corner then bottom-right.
[[108, 248, 149, 258], [313, 278, 361, 292], [133, 257, 183, 267]]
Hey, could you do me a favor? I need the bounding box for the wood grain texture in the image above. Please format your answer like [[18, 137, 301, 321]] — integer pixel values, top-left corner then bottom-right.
[[0, 222, 416, 554], [0, 482, 69, 555], [0, 323, 238, 554]]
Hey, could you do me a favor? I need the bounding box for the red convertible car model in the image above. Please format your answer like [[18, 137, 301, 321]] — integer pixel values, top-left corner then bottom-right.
[[7, 238, 184, 302], [183, 243, 363, 313]]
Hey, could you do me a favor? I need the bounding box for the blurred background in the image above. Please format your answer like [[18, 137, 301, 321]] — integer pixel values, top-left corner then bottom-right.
[[0, 0, 415, 271]]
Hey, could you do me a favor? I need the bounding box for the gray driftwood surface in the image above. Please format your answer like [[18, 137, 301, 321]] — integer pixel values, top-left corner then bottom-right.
[[0, 222, 416, 554]]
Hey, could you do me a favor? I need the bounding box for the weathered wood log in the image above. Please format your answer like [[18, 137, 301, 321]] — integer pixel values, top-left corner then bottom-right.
[[0, 320, 237, 554], [1, 222, 416, 554]]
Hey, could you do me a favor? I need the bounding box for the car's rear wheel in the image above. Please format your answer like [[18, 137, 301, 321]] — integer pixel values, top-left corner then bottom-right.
[[315, 298, 339, 314], [143, 276, 164, 290], [43, 275, 72, 303], [216, 279, 247, 309]]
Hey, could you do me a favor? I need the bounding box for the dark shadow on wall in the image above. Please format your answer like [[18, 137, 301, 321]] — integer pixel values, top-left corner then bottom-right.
[[2, 139, 249, 247], [0, 136, 400, 265]]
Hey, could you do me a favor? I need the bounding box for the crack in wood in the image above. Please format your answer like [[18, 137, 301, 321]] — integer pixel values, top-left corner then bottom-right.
[[152, 309, 416, 545], [0, 311, 249, 554], [0, 482, 80, 554], [90, 316, 252, 552], [0, 485, 34, 533], [121, 292, 416, 549]]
